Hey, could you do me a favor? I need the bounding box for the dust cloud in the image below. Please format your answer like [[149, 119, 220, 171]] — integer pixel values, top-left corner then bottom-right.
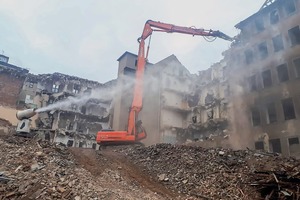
[[36, 76, 136, 113]]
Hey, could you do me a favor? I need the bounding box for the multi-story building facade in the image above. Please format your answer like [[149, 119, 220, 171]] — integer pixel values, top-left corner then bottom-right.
[[21, 73, 114, 136], [225, 0, 300, 156]]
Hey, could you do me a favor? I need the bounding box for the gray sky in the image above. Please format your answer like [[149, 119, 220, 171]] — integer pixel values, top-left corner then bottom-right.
[[0, 0, 265, 83]]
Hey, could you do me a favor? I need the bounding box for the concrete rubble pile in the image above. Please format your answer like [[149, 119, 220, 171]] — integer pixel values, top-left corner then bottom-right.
[[0, 136, 101, 200], [121, 144, 300, 200]]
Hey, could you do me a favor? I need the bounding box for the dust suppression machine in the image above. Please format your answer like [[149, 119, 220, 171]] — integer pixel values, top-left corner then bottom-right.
[[16, 108, 37, 137]]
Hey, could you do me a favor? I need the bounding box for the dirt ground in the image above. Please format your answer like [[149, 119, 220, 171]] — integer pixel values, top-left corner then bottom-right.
[[69, 147, 182, 200]]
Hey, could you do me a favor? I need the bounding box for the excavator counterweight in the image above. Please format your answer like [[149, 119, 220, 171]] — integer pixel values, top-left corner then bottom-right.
[[96, 20, 232, 145]]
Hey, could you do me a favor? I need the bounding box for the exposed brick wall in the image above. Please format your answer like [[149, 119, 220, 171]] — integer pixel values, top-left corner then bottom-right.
[[0, 72, 25, 108]]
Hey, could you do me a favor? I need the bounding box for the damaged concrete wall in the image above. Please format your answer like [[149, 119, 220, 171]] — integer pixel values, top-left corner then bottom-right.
[[181, 60, 229, 145]]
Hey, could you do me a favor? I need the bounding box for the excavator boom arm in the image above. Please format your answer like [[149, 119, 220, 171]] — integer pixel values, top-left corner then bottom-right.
[[97, 20, 232, 144], [127, 20, 232, 137]]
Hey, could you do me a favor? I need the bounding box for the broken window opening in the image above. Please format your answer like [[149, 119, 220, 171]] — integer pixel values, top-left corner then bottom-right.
[[45, 132, 50, 141], [207, 109, 214, 120], [288, 26, 300, 46], [205, 93, 214, 105], [262, 70, 272, 88], [248, 75, 257, 92], [255, 141, 264, 150], [52, 84, 59, 93], [245, 50, 254, 64], [277, 64, 289, 82], [258, 42, 268, 59], [270, 9, 279, 24], [293, 58, 300, 78], [272, 35, 284, 52], [73, 84, 80, 94], [284, 0, 296, 15], [282, 98, 296, 120], [266, 102, 277, 124], [270, 139, 282, 153], [123, 67, 136, 77], [255, 17, 265, 32], [67, 140, 74, 147], [251, 107, 261, 126], [289, 137, 299, 145], [79, 142, 83, 148], [192, 116, 197, 123]]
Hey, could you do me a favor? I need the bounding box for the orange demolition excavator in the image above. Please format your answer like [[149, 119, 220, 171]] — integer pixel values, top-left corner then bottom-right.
[[96, 20, 232, 145]]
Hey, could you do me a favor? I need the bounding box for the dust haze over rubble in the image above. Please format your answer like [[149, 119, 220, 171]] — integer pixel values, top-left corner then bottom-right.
[[35, 73, 161, 114], [35, 76, 135, 113]]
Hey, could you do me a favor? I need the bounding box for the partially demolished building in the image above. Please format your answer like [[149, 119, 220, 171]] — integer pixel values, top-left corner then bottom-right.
[[0, 57, 114, 148], [112, 52, 229, 146], [21, 72, 114, 148], [225, 0, 300, 156], [112, 52, 195, 145]]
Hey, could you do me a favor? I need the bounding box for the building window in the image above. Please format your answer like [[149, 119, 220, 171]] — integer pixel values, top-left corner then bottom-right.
[[262, 70, 272, 88], [289, 137, 299, 145], [67, 140, 74, 147], [79, 142, 83, 148], [282, 98, 296, 120], [258, 42, 268, 59], [255, 141, 264, 150], [29, 82, 34, 88], [270, 139, 282, 153], [255, 17, 265, 32], [192, 116, 197, 123], [52, 84, 59, 93], [248, 75, 257, 91], [277, 64, 289, 82], [293, 58, 300, 78], [288, 26, 300, 46], [266, 102, 277, 124], [270, 9, 279, 24], [284, 0, 296, 15], [73, 84, 80, 94], [245, 50, 253, 64], [272, 35, 284, 52], [251, 107, 261, 126]]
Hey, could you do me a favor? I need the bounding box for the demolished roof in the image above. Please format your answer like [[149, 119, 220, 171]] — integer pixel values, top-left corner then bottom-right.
[[235, 0, 281, 29]]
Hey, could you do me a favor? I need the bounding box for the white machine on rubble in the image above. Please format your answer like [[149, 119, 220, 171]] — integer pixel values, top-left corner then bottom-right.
[[16, 108, 37, 137]]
